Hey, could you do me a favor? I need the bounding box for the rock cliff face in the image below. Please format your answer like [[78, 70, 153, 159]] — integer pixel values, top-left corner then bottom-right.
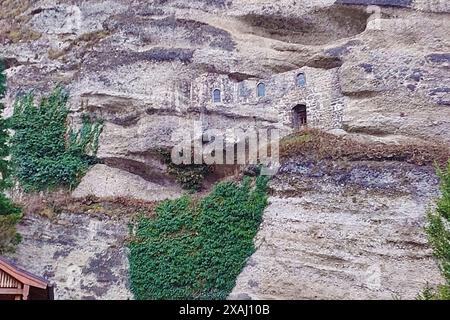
[[1, 0, 450, 299], [231, 160, 444, 299], [11, 212, 132, 300], [2, 0, 449, 195]]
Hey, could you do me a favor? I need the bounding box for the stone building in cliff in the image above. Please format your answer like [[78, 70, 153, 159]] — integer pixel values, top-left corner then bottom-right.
[[188, 67, 345, 133]]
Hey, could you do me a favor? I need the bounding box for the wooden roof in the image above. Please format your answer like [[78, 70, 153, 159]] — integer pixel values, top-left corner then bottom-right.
[[0, 256, 50, 289]]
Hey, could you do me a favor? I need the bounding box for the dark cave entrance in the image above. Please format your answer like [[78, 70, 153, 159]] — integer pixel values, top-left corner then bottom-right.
[[292, 104, 307, 131]]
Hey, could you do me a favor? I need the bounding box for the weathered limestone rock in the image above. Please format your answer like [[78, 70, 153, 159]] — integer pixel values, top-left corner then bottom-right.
[[2, 1, 449, 191], [72, 164, 183, 201], [9, 212, 133, 300], [1, 0, 450, 300], [230, 161, 444, 299]]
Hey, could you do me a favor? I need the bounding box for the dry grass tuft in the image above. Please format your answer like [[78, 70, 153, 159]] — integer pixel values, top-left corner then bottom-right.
[[280, 128, 450, 167], [47, 30, 110, 60], [0, 0, 42, 44], [0, 0, 31, 20], [17, 191, 157, 218]]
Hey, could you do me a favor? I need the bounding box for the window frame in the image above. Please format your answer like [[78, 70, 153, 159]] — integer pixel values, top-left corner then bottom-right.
[[296, 72, 306, 87], [212, 88, 221, 103], [256, 82, 266, 98]]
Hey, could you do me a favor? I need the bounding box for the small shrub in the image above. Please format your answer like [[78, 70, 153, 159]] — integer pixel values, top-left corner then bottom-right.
[[0, 193, 21, 216], [159, 148, 210, 191], [9, 87, 102, 191], [0, 1, 42, 44], [5, 28, 41, 43], [129, 176, 269, 300], [47, 31, 110, 60], [0, 213, 22, 254], [47, 48, 65, 60], [74, 30, 110, 44], [0, 0, 31, 20]]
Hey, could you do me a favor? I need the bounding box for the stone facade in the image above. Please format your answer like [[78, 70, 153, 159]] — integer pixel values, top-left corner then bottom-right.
[[189, 67, 344, 133]]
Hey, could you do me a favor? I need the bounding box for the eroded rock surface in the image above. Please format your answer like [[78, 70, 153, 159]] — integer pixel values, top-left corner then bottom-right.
[[231, 161, 444, 300], [1, 0, 449, 300], [8, 212, 132, 300], [1, 0, 449, 197], [73, 164, 183, 201]]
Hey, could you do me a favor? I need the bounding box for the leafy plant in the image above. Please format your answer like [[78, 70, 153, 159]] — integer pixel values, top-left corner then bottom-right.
[[0, 213, 22, 254], [159, 148, 210, 191], [0, 60, 20, 216], [0, 59, 10, 192], [0, 59, 22, 252], [9, 87, 102, 191], [420, 161, 450, 299], [129, 176, 269, 300]]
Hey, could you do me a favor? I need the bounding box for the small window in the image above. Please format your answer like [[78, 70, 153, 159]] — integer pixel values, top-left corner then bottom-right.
[[297, 73, 306, 87], [212, 89, 221, 103], [257, 83, 266, 97], [239, 82, 246, 97]]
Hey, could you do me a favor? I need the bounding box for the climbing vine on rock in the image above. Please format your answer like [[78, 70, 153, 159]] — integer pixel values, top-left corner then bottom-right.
[[0, 60, 14, 209], [0, 213, 22, 254], [0, 60, 20, 215], [0, 59, 22, 253], [9, 87, 102, 191], [129, 176, 269, 300]]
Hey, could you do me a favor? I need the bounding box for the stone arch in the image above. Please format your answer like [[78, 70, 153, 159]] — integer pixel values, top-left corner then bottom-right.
[[292, 104, 307, 130]]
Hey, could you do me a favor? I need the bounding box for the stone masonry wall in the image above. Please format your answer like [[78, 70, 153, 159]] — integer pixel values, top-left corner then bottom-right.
[[190, 66, 345, 133]]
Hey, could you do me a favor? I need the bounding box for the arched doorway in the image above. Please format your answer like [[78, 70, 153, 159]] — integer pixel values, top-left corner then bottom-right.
[[292, 104, 307, 130]]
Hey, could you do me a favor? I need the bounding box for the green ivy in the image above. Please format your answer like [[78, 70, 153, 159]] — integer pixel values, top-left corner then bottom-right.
[[0, 59, 10, 192], [420, 161, 450, 300], [129, 176, 269, 300], [0, 213, 22, 254], [9, 87, 102, 191], [0, 60, 20, 216], [0, 59, 22, 252]]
